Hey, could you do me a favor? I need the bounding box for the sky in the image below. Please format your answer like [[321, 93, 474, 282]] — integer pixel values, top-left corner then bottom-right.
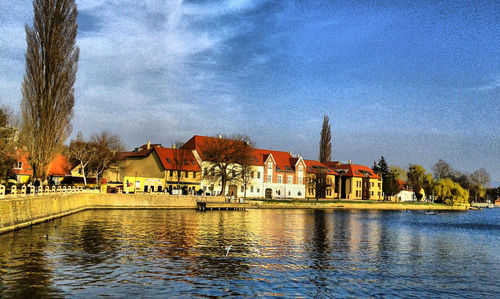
[[0, 0, 499, 186]]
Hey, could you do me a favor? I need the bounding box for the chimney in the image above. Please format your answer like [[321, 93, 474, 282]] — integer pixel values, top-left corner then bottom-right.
[[348, 160, 351, 164], [289, 150, 292, 155], [172, 144, 176, 149], [147, 140, 151, 150], [218, 134, 222, 139]]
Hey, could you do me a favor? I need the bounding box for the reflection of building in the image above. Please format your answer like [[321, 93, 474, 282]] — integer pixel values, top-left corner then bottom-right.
[[324, 161, 382, 200], [303, 159, 338, 199], [121, 142, 201, 194]]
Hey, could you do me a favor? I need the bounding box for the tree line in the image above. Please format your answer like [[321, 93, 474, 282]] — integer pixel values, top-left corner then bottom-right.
[[371, 157, 493, 205]]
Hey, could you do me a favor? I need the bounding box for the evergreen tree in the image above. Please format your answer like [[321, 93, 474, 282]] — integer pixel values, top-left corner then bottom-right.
[[319, 115, 331, 163]]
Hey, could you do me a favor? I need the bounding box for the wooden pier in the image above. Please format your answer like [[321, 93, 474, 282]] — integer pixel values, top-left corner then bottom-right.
[[196, 201, 254, 211]]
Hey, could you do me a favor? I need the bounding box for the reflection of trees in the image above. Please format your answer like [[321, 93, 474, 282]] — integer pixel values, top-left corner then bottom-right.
[[63, 220, 119, 265], [307, 210, 332, 297], [0, 234, 62, 297]]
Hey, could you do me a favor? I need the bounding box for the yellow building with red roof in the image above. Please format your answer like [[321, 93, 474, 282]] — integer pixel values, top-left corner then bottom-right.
[[324, 161, 382, 200], [303, 159, 339, 200], [120, 142, 202, 194]]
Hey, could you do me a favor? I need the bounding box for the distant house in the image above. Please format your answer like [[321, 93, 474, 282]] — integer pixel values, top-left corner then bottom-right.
[[120, 142, 201, 194], [396, 179, 415, 202], [47, 154, 72, 185], [495, 198, 500, 205], [303, 159, 338, 200], [12, 151, 32, 183], [323, 161, 382, 200]]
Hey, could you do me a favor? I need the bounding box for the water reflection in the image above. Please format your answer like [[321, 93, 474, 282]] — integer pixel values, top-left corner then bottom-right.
[[0, 209, 499, 297]]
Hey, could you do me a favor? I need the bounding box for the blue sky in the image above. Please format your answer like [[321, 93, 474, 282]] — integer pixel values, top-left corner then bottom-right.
[[0, 0, 499, 186]]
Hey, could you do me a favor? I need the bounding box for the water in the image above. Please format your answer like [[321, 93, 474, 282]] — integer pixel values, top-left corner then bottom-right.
[[1, 208, 499, 298]]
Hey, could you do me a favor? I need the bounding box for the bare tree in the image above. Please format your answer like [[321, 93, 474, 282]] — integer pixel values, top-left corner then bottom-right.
[[200, 134, 254, 196], [307, 167, 332, 200], [69, 132, 98, 186], [89, 131, 123, 186], [172, 140, 192, 192], [0, 105, 18, 181], [319, 114, 331, 163], [21, 0, 79, 181]]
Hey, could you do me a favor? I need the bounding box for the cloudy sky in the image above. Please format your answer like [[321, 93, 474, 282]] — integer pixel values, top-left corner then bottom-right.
[[0, 0, 499, 186]]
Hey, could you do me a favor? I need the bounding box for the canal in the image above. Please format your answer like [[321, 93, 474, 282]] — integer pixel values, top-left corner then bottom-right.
[[0, 208, 499, 297]]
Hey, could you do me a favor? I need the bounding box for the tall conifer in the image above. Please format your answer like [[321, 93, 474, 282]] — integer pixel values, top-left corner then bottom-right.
[[319, 114, 331, 163]]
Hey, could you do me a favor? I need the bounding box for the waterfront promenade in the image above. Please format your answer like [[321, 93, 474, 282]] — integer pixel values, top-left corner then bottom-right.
[[0, 192, 468, 235]]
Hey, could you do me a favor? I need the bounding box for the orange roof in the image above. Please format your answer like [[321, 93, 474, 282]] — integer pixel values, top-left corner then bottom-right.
[[303, 159, 339, 175], [328, 162, 380, 179], [12, 151, 33, 176], [47, 154, 72, 177], [253, 148, 300, 172], [153, 147, 201, 172], [181, 135, 250, 161]]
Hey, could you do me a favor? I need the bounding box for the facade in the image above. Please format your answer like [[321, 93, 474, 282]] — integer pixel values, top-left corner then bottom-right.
[[303, 159, 338, 200], [325, 161, 383, 200], [181, 135, 306, 199], [181, 135, 265, 198], [121, 142, 201, 194], [257, 149, 306, 199]]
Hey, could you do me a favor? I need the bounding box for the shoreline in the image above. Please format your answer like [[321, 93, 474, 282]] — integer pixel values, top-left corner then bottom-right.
[[0, 193, 468, 235]]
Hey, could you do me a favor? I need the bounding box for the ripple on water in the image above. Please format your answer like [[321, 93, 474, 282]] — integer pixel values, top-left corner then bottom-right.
[[0, 209, 500, 297]]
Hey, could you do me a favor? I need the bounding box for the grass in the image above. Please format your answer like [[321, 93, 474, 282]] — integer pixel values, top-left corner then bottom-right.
[[246, 198, 451, 207]]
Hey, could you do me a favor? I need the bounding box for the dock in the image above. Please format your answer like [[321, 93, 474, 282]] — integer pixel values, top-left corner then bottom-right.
[[196, 201, 255, 211]]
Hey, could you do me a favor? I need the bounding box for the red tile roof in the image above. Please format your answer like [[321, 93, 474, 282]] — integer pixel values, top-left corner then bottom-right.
[[153, 147, 201, 172], [12, 151, 33, 176], [328, 162, 380, 179], [253, 148, 300, 172], [303, 159, 339, 175], [47, 154, 72, 177]]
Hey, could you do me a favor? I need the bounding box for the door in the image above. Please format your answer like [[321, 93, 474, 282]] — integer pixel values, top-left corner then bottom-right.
[[362, 177, 370, 200], [228, 185, 238, 197], [265, 188, 272, 199]]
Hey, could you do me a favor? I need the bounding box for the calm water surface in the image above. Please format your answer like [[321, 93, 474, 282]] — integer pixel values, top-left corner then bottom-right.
[[1, 208, 499, 298]]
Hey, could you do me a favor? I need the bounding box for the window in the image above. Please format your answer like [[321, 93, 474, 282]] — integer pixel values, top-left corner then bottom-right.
[[14, 161, 22, 169], [267, 175, 272, 182], [170, 170, 174, 177], [241, 186, 244, 192], [287, 175, 293, 184], [268, 163, 273, 170], [250, 186, 254, 192], [371, 191, 374, 196], [371, 182, 374, 187], [166, 158, 171, 163], [251, 171, 254, 178], [257, 188, 260, 193], [298, 165, 303, 172], [203, 168, 207, 175], [378, 182, 381, 188], [185, 171, 189, 178], [192, 172, 196, 178], [257, 172, 261, 178], [277, 175, 282, 183]]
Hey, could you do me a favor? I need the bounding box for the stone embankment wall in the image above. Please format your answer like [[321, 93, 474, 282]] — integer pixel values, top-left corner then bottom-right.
[[0, 193, 223, 234]]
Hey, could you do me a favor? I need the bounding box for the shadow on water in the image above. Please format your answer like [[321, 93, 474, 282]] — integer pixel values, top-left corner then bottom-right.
[[0, 229, 63, 298]]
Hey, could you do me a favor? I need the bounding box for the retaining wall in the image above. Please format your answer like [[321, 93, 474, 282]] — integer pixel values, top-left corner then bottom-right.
[[0, 193, 222, 234]]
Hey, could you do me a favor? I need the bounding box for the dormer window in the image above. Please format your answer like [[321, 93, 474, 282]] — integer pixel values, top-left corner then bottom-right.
[[166, 158, 171, 163], [14, 161, 23, 169]]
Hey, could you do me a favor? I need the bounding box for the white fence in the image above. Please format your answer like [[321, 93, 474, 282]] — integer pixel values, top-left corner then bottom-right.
[[0, 184, 101, 199]]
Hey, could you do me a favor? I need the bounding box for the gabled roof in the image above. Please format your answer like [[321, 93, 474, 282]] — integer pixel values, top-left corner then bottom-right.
[[12, 151, 33, 176], [253, 148, 298, 172], [303, 159, 339, 175], [181, 135, 250, 161], [328, 162, 380, 179], [154, 147, 201, 172], [47, 154, 72, 177]]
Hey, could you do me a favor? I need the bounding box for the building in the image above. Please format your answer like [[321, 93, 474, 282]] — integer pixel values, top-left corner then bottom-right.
[[324, 161, 382, 200], [181, 135, 307, 199], [396, 179, 415, 202], [181, 135, 265, 198], [121, 142, 201, 194], [303, 159, 339, 200], [256, 149, 306, 199]]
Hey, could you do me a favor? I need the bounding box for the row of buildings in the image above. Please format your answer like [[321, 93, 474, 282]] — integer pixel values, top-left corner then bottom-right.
[[9, 135, 383, 200]]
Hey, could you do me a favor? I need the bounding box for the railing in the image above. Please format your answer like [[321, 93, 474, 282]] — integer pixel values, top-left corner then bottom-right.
[[0, 184, 101, 199]]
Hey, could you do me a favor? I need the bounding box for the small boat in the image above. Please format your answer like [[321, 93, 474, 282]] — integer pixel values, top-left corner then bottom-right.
[[425, 211, 436, 215]]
